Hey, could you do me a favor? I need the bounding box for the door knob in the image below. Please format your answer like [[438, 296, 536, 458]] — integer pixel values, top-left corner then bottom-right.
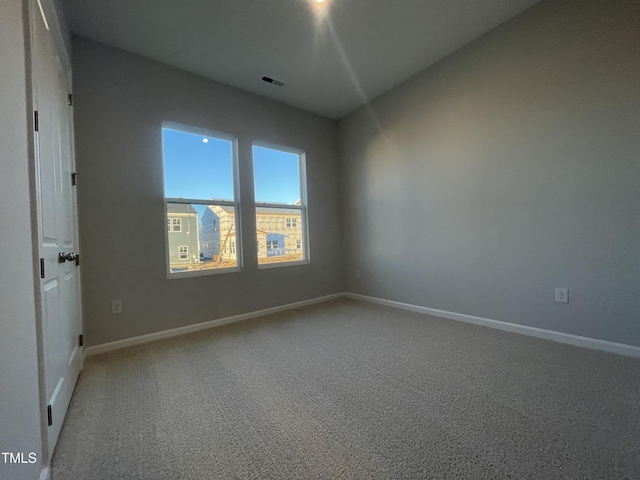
[[58, 252, 77, 263]]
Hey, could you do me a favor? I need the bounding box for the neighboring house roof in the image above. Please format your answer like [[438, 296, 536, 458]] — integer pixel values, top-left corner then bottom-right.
[[213, 204, 301, 216], [167, 204, 198, 215], [256, 207, 302, 215], [208, 205, 233, 214]]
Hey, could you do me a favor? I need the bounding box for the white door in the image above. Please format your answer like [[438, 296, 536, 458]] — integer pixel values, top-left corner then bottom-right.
[[31, 1, 82, 458]]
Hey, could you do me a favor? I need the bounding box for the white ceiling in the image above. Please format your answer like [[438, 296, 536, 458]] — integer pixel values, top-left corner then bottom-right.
[[61, 0, 540, 119]]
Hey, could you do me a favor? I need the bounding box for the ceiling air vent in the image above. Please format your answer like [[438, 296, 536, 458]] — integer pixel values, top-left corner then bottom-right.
[[262, 76, 285, 87]]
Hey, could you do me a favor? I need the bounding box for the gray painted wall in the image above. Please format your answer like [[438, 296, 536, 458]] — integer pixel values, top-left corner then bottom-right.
[[339, 0, 640, 347], [0, 1, 44, 479], [72, 38, 343, 346]]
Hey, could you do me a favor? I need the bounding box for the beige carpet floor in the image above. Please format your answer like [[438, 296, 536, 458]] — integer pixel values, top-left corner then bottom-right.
[[51, 298, 640, 479]]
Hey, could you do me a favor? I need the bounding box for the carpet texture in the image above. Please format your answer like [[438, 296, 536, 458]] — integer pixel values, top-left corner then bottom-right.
[[51, 299, 640, 479]]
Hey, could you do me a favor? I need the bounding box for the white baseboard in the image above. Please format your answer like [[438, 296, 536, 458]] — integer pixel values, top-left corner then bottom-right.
[[39, 466, 51, 480], [345, 292, 640, 359], [83, 291, 640, 360], [84, 293, 343, 357]]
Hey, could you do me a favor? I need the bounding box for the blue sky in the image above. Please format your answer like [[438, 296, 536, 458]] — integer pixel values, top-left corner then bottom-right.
[[253, 145, 300, 205], [163, 127, 301, 220], [163, 128, 234, 201]]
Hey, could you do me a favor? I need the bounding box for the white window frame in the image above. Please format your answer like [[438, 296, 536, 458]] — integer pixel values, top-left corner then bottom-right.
[[178, 245, 188, 260], [162, 121, 242, 278], [170, 217, 182, 232], [253, 141, 309, 269]]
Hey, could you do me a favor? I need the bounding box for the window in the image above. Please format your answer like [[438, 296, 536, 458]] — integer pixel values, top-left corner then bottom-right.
[[162, 123, 241, 277], [253, 143, 308, 267], [170, 218, 182, 232]]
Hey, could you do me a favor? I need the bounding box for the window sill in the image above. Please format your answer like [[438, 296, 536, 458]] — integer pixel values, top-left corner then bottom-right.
[[257, 259, 309, 270], [167, 266, 242, 279]]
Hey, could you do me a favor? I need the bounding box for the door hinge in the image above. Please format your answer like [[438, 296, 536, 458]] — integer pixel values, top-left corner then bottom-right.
[[78, 334, 83, 347], [68, 93, 73, 106], [71, 172, 78, 186], [47, 404, 52, 426], [34, 111, 39, 131], [40, 258, 45, 278], [75, 253, 80, 266]]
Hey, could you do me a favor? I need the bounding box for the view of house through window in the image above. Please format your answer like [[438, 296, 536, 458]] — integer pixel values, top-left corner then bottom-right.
[[253, 144, 308, 266], [163, 124, 240, 275]]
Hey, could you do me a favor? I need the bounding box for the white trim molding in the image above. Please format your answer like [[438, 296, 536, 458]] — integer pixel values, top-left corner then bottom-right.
[[84, 293, 343, 357], [345, 293, 640, 359], [39, 466, 51, 480], [84, 291, 640, 360]]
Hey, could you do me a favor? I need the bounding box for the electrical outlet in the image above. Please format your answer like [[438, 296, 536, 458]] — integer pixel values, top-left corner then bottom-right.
[[355, 269, 361, 279], [555, 288, 569, 304], [111, 300, 123, 314]]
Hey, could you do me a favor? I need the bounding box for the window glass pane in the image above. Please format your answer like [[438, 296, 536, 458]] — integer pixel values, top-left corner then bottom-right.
[[163, 128, 234, 201], [199, 204, 238, 269], [166, 203, 200, 272], [253, 146, 300, 205], [167, 202, 238, 273], [256, 206, 303, 265], [163, 124, 240, 277]]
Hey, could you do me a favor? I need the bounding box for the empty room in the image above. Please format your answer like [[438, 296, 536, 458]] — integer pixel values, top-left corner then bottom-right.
[[1, 0, 639, 479]]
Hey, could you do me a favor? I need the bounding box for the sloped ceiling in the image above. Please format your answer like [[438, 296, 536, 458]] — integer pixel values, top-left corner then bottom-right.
[[62, 0, 540, 119]]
